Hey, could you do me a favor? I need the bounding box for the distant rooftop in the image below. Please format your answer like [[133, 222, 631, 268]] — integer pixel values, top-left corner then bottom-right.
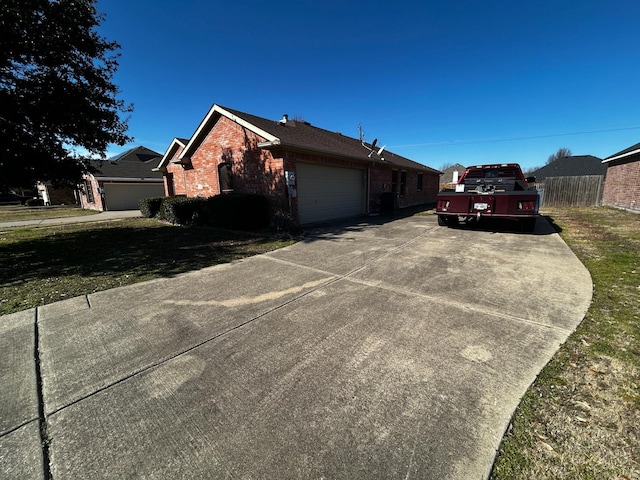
[[94, 146, 163, 179], [529, 155, 606, 180]]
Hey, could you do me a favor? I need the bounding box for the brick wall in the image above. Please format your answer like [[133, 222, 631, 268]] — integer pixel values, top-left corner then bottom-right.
[[79, 175, 104, 211], [602, 156, 640, 212], [164, 117, 288, 210], [164, 143, 186, 196], [369, 165, 439, 210]]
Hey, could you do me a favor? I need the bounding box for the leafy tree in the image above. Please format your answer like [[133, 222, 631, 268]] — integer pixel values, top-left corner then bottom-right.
[[0, 0, 132, 189], [546, 147, 572, 165]]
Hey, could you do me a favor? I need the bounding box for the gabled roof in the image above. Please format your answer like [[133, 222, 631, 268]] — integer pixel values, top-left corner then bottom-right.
[[529, 155, 606, 180], [603, 141, 640, 163], [156, 104, 439, 174], [156, 138, 188, 171], [92, 146, 163, 180]]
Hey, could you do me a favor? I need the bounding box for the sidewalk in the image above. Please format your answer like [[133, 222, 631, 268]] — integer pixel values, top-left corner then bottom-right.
[[0, 210, 142, 229]]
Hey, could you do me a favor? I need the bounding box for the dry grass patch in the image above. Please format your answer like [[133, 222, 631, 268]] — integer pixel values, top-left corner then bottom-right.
[[491, 207, 640, 480]]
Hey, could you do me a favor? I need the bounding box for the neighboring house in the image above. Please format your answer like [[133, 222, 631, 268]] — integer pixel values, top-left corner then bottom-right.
[[155, 104, 441, 225], [528, 155, 606, 181], [529, 155, 607, 208], [36, 182, 76, 206], [79, 146, 164, 211], [601, 142, 640, 212], [439, 163, 466, 190]]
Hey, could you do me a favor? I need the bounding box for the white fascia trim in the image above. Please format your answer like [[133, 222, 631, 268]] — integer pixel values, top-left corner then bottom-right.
[[157, 138, 187, 170], [180, 104, 279, 159], [602, 148, 640, 163]]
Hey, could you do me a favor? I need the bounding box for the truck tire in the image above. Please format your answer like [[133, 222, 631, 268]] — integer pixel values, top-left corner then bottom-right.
[[521, 218, 536, 232], [438, 215, 459, 227]]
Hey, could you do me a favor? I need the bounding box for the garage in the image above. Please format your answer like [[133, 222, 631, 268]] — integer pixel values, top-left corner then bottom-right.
[[296, 163, 365, 224], [103, 183, 165, 211]]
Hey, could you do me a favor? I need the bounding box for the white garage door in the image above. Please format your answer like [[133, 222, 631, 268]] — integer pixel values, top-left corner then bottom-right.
[[297, 163, 365, 224], [103, 183, 165, 211]]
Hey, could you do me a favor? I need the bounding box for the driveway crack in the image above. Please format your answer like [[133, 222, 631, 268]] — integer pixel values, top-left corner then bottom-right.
[[34, 308, 52, 479]]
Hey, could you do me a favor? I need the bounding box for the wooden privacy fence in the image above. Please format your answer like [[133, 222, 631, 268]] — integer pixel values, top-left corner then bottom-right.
[[536, 175, 604, 207]]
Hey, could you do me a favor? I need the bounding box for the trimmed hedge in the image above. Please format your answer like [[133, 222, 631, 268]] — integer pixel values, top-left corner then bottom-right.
[[25, 198, 44, 206], [161, 196, 207, 226], [207, 193, 270, 230], [158, 193, 271, 230], [139, 196, 165, 218]]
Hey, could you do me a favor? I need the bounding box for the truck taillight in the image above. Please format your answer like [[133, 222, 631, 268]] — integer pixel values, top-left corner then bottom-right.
[[437, 199, 450, 210], [518, 200, 536, 210]]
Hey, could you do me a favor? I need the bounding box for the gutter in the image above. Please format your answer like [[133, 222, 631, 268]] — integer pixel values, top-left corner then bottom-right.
[[602, 148, 640, 163], [95, 177, 164, 183]]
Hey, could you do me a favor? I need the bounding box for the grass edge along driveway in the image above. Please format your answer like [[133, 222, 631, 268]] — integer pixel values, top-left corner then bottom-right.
[[0, 218, 295, 316], [491, 207, 640, 480]]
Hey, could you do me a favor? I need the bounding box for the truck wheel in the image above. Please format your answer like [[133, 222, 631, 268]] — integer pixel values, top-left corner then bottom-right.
[[521, 218, 536, 232], [437, 215, 447, 226]]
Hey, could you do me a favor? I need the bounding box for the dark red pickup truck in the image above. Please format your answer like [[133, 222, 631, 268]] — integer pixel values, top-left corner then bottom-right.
[[436, 163, 539, 231]]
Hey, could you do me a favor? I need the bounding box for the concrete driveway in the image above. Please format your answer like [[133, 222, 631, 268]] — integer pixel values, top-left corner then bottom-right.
[[1, 214, 592, 479]]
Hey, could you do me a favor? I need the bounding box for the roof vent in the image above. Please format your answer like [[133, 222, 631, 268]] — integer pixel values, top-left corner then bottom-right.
[[280, 114, 288, 124]]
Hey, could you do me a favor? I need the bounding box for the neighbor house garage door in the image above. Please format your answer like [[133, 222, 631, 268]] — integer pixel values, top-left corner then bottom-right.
[[103, 183, 165, 211], [296, 163, 365, 224]]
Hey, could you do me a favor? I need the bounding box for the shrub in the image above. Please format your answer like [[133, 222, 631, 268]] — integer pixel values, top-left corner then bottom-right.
[[159, 193, 271, 230], [272, 209, 301, 235], [25, 198, 44, 206], [161, 196, 208, 225], [139, 196, 164, 218], [206, 193, 270, 230]]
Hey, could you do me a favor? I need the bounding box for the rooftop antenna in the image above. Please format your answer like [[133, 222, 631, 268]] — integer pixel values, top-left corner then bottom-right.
[[360, 124, 386, 158]]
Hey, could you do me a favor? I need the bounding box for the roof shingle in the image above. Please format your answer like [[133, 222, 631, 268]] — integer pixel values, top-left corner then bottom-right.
[[178, 105, 439, 174], [529, 155, 606, 180], [94, 146, 163, 179]]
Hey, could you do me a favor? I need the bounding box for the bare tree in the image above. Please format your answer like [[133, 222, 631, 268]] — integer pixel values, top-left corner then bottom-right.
[[547, 147, 572, 164], [439, 162, 454, 171]]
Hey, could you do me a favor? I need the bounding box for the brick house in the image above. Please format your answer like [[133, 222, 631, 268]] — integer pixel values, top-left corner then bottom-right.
[[602, 142, 640, 212], [79, 146, 165, 211], [155, 104, 440, 225]]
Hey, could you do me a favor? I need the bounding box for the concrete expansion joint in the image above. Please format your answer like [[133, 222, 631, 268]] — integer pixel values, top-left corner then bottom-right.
[[45, 231, 433, 419], [342, 274, 574, 335], [34, 308, 52, 480]]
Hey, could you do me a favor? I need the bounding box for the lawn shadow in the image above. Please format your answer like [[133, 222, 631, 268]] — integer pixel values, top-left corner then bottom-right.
[[0, 222, 286, 287]]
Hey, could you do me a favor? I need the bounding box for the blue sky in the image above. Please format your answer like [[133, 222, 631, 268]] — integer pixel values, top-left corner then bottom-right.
[[96, 0, 640, 171]]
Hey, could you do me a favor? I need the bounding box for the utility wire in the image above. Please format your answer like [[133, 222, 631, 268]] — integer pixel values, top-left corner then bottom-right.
[[391, 125, 640, 148]]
